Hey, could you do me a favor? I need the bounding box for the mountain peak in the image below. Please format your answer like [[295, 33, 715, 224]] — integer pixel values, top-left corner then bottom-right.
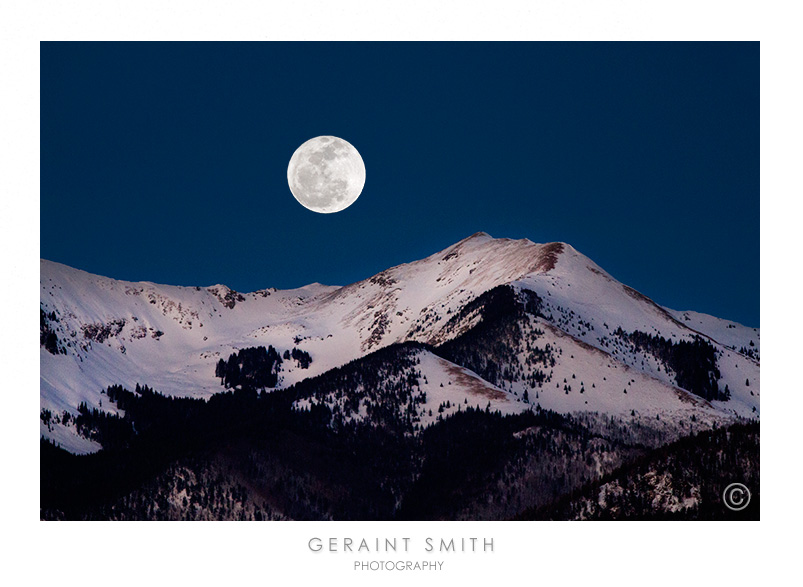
[[449, 231, 495, 248]]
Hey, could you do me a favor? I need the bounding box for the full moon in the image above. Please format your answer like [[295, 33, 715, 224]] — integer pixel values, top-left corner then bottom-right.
[[287, 136, 366, 213]]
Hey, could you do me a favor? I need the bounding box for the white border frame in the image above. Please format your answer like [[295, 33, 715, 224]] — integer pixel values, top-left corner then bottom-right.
[[4, 2, 799, 585]]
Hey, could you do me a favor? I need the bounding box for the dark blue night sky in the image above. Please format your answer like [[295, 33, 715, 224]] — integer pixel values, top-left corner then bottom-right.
[[40, 42, 759, 326]]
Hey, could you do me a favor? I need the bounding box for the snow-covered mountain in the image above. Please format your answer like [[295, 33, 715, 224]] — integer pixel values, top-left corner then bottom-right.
[[40, 232, 759, 453]]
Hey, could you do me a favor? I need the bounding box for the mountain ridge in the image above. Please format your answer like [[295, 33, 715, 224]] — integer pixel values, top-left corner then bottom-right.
[[40, 233, 759, 455]]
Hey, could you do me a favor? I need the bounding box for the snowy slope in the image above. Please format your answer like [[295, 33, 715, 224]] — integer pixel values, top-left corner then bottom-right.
[[40, 232, 759, 453], [294, 348, 525, 429], [667, 308, 760, 360]]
